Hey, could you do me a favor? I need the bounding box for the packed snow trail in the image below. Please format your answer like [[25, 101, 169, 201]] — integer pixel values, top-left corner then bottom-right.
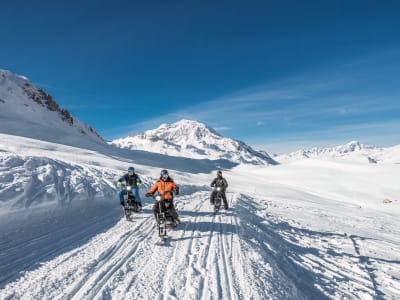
[[1, 190, 400, 299], [1, 192, 295, 299]]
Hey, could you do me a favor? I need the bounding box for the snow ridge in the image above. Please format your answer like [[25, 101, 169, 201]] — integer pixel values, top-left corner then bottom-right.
[[0, 152, 117, 210]]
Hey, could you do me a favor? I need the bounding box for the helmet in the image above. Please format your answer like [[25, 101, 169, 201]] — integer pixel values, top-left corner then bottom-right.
[[127, 166, 135, 174], [217, 170, 222, 177], [160, 169, 169, 180]]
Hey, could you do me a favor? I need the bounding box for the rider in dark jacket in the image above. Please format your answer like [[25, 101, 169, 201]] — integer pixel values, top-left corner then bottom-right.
[[210, 170, 229, 209], [117, 166, 142, 207]]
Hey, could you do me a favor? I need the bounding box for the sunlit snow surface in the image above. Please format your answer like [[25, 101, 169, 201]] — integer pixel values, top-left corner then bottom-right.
[[1, 133, 399, 299]]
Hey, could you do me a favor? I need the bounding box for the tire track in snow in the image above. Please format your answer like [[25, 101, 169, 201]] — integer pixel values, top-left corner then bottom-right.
[[219, 209, 236, 299], [160, 191, 229, 300], [229, 197, 256, 299], [349, 235, 385, 299], [200, 195, 238, 299], [96, 193, 212, 299], [160, 194, 208, 299], [67, 214, 155, 299]]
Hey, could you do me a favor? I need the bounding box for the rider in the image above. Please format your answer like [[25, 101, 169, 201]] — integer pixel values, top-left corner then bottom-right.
[[210, 170, 229, 209], [117, 166, 142, 208], [146, 169, 181, 224]]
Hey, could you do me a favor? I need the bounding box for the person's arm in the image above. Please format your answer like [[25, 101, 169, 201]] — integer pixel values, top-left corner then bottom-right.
[[117, 175, 125, 187], [211, 178, 216, 187], [223, 178, 228, 189], [172, 181, 179, 195], [146, 182, 158, 196], [136, 175, 142, 186]]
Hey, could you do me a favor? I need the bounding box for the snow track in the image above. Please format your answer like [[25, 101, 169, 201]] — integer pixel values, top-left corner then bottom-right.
[[1, 191, 400, 299]]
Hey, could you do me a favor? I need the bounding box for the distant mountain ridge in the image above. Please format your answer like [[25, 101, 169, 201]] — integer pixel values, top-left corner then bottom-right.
[[276, 141, 400, 163], [0, 69, 105, 147], [111, 119, 277, 165], [283, 141, 375, 159]]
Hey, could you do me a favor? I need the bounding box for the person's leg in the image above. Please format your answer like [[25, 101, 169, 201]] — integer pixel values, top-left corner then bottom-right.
[[167, 200, 180, 222], [119, 190, 124, 206], [134, 188, 142, 206], [222, 193, 228, 209]]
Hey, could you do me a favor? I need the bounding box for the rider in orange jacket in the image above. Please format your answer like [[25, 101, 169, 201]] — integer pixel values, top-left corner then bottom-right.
[[146, 169, 181, 224]]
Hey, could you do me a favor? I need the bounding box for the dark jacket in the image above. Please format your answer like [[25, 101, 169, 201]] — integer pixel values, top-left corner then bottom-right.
[[211, 177, 228, 191], [118, 173, 142, 187]]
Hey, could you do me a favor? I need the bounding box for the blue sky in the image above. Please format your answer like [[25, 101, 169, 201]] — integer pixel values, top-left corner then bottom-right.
[[1, 0, 400, 153]]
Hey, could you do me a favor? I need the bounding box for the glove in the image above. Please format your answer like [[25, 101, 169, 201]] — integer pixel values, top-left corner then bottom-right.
[[117, 181, 122, 187], [145, 193, 152, 197], [137, 182, 142, 187]]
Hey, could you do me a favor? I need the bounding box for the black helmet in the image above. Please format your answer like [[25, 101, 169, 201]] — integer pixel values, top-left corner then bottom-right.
[[160, 169, 169, 179], [217, 170, 222, 177], [128, 166, 135, 174]]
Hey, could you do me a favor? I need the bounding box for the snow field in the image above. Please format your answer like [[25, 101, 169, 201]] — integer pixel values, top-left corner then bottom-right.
[[2, 187, 399, 299]]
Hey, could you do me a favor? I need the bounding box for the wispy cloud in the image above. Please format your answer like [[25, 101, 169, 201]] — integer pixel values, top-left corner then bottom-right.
[[214, 126, 232, 131]]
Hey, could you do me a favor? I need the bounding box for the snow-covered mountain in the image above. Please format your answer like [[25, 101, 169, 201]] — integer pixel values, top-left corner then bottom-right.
[[111, 119, 277, 165], [276, 140, 400, 164], [0, 69, 105, 148]]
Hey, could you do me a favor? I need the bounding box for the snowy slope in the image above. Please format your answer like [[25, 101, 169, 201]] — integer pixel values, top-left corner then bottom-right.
[[1, 132, 400, 299], [0, 69, 105, 148], [111, 119, 277, 165], [275, 140, 400, 164]]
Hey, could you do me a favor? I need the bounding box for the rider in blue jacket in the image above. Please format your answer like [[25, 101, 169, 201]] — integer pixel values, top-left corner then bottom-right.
[[117, 166, 142, 207]]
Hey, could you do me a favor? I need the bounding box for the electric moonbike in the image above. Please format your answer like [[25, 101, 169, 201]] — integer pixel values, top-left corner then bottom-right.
[[121, 184, 141, 220], [211, 186, 224, 214], [153, 194, 178, 240]]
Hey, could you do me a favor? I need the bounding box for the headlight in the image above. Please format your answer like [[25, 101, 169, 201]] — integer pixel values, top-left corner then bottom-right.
[[127, 186, 132, 191], [216, 187, 221, 191], [155, 195, 162, 201]]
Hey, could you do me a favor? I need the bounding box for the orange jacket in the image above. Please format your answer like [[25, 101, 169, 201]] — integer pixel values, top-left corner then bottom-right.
[[147, 178, 178, 200]]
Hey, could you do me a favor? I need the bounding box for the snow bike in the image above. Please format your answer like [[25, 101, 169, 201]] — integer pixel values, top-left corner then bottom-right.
[[122, 184, 141, 221], [212, 186, 223, 214], [153, 194, 177, 241]]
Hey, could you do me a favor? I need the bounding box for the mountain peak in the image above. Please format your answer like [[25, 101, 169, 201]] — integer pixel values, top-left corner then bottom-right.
[[144, 119, 221, 143], [113, 119, 277, 165]]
